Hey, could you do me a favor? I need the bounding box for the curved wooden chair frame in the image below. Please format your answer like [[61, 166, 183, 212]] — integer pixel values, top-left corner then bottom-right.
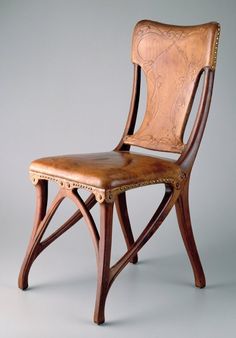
[[18, 20, 220, 324]]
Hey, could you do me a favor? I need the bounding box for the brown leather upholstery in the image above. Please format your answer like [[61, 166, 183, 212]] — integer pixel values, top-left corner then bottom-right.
[[30, 151, 182, 190], [124, 20, 219, 153]]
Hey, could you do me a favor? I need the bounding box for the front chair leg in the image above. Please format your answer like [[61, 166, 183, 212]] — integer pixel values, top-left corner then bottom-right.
[[175, 178, 206, 288], [18, 180, 48, 290], [18, 180, 65, 290], [94, 202, 114, 325]]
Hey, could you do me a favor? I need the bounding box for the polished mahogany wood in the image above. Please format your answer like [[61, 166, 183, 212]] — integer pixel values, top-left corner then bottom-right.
[[93, 202, 114, 324], [115, 192, 138, 264], [109, 184, 179, 286], [175, 178, 205, 288], [40, 193, 97, 252], [18, 20, 220, 324]]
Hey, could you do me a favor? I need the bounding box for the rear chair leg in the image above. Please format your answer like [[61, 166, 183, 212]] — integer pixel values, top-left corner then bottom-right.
[[175, 178, 206, 288], [115, 192, 138, 264], [94, 202, 114, 325]]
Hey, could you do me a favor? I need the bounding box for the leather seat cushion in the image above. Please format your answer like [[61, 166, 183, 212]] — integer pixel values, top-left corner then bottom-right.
[[29, 151, 182, 190]]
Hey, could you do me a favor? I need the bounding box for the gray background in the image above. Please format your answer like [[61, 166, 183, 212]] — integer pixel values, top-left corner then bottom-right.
[[0, 0, 235, 337]]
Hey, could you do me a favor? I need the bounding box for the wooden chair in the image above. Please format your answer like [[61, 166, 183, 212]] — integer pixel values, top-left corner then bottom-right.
[[18, 20, 220, 324]]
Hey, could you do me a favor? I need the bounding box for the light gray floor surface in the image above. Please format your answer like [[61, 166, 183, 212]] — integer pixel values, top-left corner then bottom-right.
[[0, 202, 235, 338]]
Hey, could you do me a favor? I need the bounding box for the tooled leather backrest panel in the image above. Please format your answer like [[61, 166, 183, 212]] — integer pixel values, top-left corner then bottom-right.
[[124, 20, 220, 153]]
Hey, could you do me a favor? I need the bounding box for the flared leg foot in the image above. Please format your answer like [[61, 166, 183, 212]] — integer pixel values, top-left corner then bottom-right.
[[18, 249, 40, 290], [18, 271, 29, 290]]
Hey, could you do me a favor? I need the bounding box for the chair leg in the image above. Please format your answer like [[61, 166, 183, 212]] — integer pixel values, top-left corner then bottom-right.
[[18, 180, 64, 290], [175, 178, 206, 288], [18, 180, 48, 289], [94, 202, 114, 325], [115, 192, 138, 264]]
